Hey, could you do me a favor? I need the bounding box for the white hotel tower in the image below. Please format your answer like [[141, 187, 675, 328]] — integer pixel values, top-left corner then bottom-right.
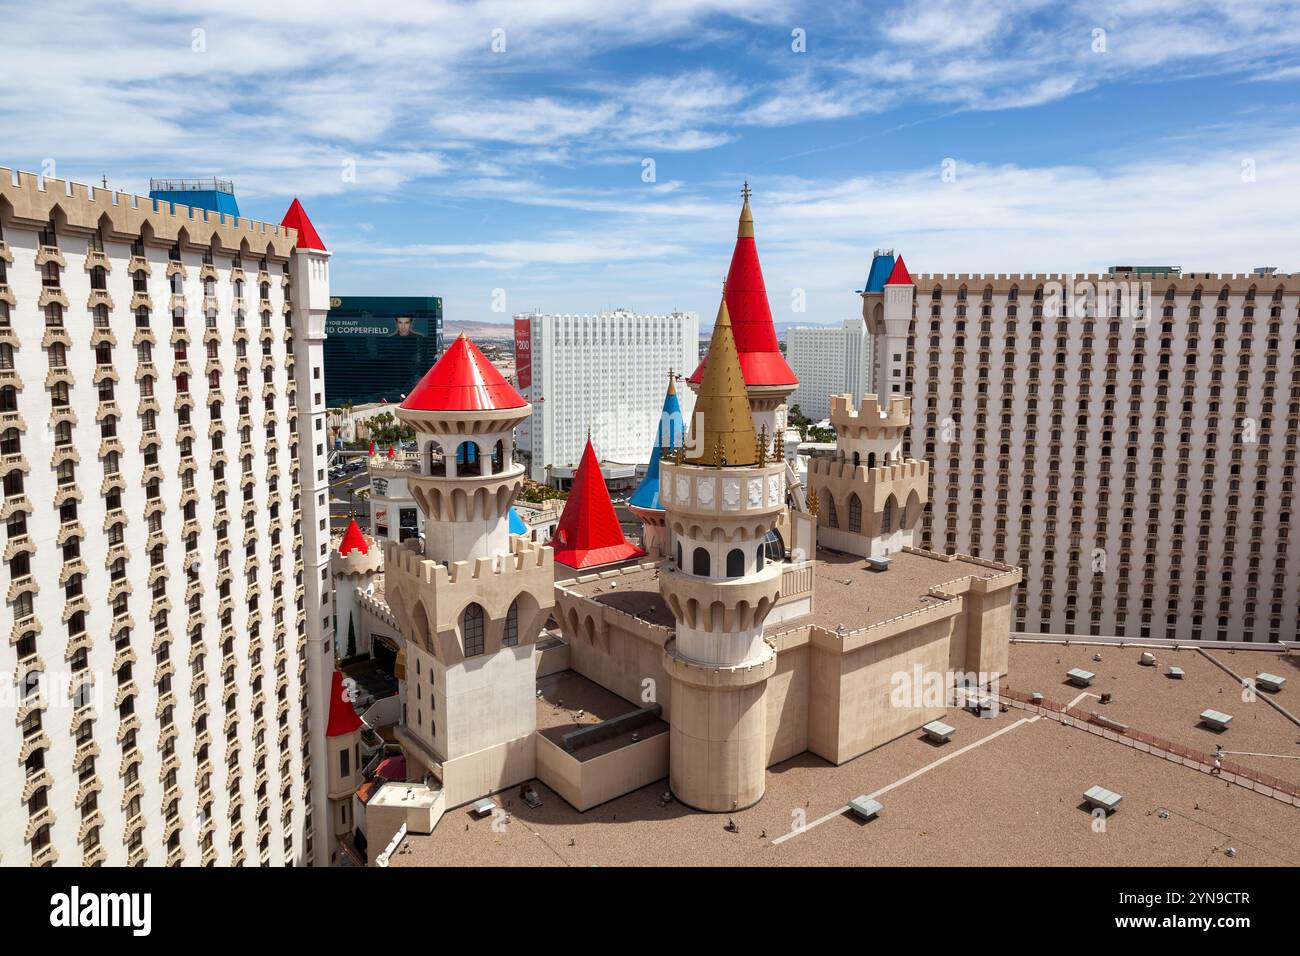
[[514, 308, 698, 485], [0, 169, 334, 866]]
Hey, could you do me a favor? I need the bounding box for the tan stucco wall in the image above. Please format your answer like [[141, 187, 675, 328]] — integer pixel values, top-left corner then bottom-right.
[[439, 732, 536, 808], [536, 732, 669, 812]]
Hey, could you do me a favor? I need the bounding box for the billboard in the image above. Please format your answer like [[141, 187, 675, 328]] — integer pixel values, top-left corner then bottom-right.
[[514, 317, 532, 392], [324, 296, 443, 406]]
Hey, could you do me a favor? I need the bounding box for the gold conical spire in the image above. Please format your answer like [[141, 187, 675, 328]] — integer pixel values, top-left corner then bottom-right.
[[667, 367, 677, 395], [738, 181, 754, 239], [688, 296, 757, 467]]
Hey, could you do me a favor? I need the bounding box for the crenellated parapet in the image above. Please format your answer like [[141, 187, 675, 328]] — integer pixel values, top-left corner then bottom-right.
[[829, 393, 912, 435], [0, 167, 299, 258], [381, 536, 554, 667]]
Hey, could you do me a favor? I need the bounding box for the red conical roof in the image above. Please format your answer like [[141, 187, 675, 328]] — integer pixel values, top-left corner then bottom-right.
[[547, 439, 645, 569], [885, 254, 912, 286], [403, 333, 527, 412], [338, 518, 369, 556], [281, 198, 326, 251], [326, 671, 363, 737], [690, 191, 797, 388]]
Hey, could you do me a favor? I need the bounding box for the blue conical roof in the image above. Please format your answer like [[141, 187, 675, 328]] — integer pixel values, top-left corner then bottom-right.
[[508, 506, 527, 535], [863, 251, 896, 293], [629, 372, 685, 511]]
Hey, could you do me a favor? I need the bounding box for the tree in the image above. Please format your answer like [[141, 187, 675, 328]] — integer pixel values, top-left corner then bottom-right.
[[365, 411, 415, 446]]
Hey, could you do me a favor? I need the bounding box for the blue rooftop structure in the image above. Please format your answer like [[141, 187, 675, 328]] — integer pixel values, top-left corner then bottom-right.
[[629, 372, 686, 512], [862, 249, 896, 293], [508, 506, 527, 535], [149, 177, 241, 218]]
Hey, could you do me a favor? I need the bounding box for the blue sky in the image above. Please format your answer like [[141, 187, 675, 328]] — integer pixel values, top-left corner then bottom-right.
[[4, 0, 1300, 326]]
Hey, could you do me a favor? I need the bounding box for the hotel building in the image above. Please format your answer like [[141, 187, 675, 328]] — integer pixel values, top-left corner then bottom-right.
[[891, 270, 1300, 643], [787, 319, 873, 422], [0, 170, 335, 866], [513, 309, 698, 486]]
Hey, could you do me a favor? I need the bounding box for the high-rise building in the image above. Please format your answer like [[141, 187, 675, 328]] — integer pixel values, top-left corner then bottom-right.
[[894, 269, 1300, 643], [513, 308, 698, 485], [323, 295, 443, 407], [787, 319, 872, 422], [0, 169, 334, 866]]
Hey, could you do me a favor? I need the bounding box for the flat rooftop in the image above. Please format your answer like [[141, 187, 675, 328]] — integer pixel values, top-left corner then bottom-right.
[[536, 670, 667, 762], [392, 695, 1300, 867], [563, 565, 675, 628], [1006, 642, 1300, 788], [561, 548, 1009, 636], [796, 548, 1008, 633]]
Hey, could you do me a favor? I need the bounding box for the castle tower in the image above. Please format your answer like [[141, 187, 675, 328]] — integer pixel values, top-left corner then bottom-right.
[[323, 671, 363, 864], [806, 393, 929, 563], [660, 296, 786, 812], [865, 254, 914, 396], [688, 185, 798, 440], [332, 519, 382, 659], [280, 197, 339, 865], [548, 437, 645, 570], [366, 443, 422, 546], [382, 334, 555, 807], [627, 370, 686, 558]]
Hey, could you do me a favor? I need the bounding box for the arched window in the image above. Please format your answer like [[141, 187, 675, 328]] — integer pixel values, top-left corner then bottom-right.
[[867, 452, 876, 469], [0, 386, 15, 412], [881, 496, 895, 534], [428, 441, 446, 477], [726, 548, 745, 578], [852, 451, 860, 468], [492, 440, 505, 474], [762, 528, 785, 564], [826, 495, 838, 529], [848, 493, 862, 533], [0, 428, 19, 455], [456, 441, 481, 477], [692, 547, 710, 576], [502, 600, 519, 647], [675, 541, 683, 568], [462, 603, 485, 657]]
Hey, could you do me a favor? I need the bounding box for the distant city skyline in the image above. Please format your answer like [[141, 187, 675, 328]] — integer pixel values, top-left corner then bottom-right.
[[4, 2, 1299, 328]]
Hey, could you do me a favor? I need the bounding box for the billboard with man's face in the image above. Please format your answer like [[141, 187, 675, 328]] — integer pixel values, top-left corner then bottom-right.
[[324, 296, 443, 406]]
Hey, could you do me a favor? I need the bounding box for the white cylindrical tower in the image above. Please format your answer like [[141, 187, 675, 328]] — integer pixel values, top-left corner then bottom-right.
[[396, 334, 531, 563], [661, 296, 785, 812]]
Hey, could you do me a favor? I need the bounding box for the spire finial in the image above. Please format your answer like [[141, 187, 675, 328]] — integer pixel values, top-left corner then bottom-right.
[[737, 183, 754, 239]]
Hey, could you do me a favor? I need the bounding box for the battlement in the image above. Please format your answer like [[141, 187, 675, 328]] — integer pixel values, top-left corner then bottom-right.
[[367, 452, 420, 476], [912, 271, 1300, 294], [0, 166, 299, 258], [386, 535, 552, 588], [807, 456, 928, 485], [331, 543, 383, 577], [829, 393, 912, 431]]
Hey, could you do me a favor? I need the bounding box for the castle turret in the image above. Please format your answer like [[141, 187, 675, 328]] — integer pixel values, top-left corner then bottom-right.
[[548, 437, 645, 570], [866, 254, 914, 396], [806, 392, 928, 563], [688, 185, 798, 439], [382, 333, 555, 807], [324, 671, 363, 864], [628, 370, 686, 557], [660, 296, 785, 812], [331, 519, 383, 659]]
